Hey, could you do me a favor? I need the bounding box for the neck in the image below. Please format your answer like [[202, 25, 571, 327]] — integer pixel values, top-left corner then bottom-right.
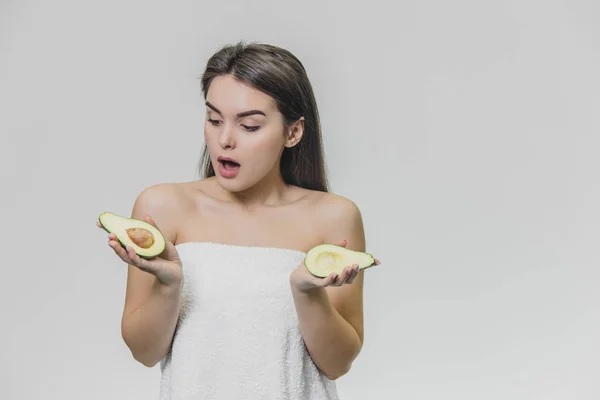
[[215, 166, 290, 209]]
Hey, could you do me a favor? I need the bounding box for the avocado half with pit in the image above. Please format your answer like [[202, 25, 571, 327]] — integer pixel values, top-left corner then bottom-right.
[[98, 211, 166, 259], [304, 244, 376, 278]]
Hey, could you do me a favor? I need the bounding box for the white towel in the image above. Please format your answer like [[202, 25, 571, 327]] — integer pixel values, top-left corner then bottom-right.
[[158, 242, 340, 400]]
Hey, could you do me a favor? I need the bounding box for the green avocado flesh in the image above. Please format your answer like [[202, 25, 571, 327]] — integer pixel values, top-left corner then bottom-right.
[[304, 244, 376, 278], [98, 211, 166, 259]]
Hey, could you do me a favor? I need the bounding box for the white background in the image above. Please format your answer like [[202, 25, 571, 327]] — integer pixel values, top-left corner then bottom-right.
[[1, 0, 599, 399]]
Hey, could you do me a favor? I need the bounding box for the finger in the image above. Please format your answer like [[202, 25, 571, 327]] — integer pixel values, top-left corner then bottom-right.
[[126, 246, 162, 275], [342, 265, 357, 285], [374, 258, 381, 266], [324, 272, 339, 287], [144, 214, 160, 230], [332, 266, 354, 286], [125, 246, 156, 273], [109, 240, 133, 264], [331, 239, 347, 248], [160, 240, 179, 261], [346, 265, 360, 284]]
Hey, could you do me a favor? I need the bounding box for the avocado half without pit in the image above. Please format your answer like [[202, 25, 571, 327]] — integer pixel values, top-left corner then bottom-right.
[[303, 244, 376, 278], [98, 211, 166, 259]]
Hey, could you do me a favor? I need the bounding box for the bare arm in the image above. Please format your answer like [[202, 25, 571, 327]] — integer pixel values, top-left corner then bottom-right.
[[122, 278, 183, 367], [118, 184, 184, 367], [291, 197, 367, 380]]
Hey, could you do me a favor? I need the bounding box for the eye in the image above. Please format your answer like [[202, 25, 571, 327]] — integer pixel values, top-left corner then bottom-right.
[[207, 118, 221, 126], [242, 124, 260, 132]]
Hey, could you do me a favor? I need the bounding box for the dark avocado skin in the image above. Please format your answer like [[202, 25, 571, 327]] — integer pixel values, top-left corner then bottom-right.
[[98, 215, 159, 260]]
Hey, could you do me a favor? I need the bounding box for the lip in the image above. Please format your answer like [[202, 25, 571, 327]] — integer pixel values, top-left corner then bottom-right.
[[217, 155, 240, 165], [216, 155, 240, 179]]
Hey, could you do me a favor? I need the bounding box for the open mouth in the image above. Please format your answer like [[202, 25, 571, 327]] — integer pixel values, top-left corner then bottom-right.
[[217, 156, 240, 170]]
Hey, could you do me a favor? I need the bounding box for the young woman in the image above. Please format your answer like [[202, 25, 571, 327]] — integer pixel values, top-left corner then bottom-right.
[[98, 41, 380, 399]]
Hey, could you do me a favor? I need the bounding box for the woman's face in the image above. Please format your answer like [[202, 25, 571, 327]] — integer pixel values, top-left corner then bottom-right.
[[204, 74, 298, 193]]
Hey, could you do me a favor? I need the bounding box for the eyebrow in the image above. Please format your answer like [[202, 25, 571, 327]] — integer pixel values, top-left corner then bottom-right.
[[206, 101, 266, 118]]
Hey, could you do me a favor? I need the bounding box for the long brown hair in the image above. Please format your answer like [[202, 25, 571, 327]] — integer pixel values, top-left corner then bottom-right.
[[197, 41, 329, 192]]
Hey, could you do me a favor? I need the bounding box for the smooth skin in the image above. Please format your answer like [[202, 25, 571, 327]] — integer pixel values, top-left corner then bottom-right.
[[98, 74, 381, 380]]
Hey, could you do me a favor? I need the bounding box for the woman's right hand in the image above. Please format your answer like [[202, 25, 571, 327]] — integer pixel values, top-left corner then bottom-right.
[[98, 215, 183, 287]]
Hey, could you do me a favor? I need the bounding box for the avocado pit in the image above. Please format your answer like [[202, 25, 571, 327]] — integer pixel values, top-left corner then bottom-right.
[[126, 227, 155, 249]]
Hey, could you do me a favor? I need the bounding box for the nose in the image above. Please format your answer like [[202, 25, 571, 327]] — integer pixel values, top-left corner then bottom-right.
[[218, 123, 235, 149]]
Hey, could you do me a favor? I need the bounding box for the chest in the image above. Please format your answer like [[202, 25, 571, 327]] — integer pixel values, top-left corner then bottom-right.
[[178, 203, 321, 252]]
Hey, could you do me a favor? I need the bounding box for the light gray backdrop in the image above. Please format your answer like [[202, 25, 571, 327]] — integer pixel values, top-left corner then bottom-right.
[[1, 0, 598, 399]]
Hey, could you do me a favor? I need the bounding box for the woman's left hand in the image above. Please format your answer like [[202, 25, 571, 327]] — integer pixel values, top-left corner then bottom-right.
[[289, 239, 381, 293]]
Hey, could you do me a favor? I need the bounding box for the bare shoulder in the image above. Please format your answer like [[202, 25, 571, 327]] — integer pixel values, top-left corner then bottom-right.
[[312, 191, 366, 251], [133, 182, 185, 209], [315, 191, 362, 218], [131, 182, 191, 243]]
